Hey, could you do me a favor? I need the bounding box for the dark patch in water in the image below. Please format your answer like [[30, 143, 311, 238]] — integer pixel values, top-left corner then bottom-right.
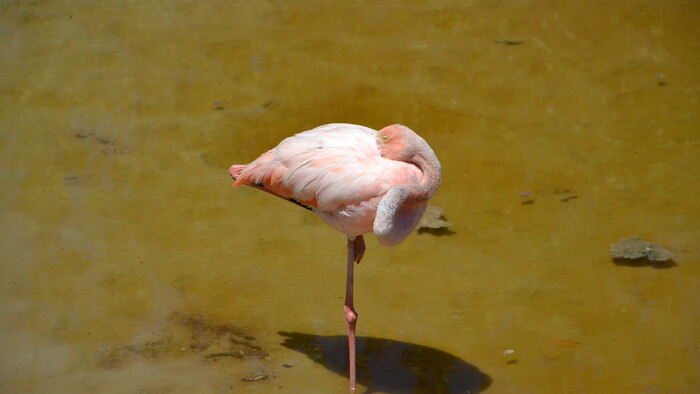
[[74, 131, 128, 155], [560, 195, 578, 202], [417, 227, 456, 236], [493, 38, 526, 45], [95, 312, 269, 369], [613, 257, 677, 269], [279, 331, 491, 394]]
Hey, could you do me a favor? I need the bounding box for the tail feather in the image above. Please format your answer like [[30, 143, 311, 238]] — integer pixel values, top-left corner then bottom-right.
[[229, 163, 313, 210], [229, 165, 246, 181]]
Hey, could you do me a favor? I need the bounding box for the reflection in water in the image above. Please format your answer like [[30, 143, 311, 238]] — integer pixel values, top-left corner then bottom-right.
[[279, 331, 492, 393]]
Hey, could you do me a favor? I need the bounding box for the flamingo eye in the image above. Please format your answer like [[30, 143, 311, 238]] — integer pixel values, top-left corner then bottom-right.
[[381, 135, 389, 142]]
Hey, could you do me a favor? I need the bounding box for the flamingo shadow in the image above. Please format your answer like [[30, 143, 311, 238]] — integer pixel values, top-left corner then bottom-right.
[[279, 331, 492, 393]]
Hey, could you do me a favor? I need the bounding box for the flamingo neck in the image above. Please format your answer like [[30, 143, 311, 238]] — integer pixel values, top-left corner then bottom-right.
[[408, 148, 442, 201]]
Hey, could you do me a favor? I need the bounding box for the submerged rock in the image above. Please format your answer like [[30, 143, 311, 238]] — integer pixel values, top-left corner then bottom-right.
[[418, 205, 452, 230], [609, 237, 674, 262]]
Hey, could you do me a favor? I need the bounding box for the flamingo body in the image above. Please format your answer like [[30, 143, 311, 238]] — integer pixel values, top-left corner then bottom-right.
[[230, 123, 438, 245]]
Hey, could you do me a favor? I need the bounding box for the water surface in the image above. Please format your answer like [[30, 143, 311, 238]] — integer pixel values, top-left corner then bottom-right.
[[1, 1, 699, 393]]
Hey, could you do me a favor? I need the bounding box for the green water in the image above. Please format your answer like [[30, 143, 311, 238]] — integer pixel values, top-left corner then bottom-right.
[[1, 1, 699, 393]]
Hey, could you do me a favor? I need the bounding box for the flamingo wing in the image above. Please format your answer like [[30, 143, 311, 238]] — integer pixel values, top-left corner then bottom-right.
[[233, 124, 422, 210]]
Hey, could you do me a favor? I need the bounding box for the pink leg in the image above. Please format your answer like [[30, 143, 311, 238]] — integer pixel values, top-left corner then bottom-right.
[[344, 235, 365, 393]]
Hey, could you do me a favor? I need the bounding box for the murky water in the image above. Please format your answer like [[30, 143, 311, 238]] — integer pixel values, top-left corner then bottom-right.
[[2, 1, 699, 393]]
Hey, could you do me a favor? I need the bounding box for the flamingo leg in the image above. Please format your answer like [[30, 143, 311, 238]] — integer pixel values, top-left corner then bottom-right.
[[344, 235, 365, 392]]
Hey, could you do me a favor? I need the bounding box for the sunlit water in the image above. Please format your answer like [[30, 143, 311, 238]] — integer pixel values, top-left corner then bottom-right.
[[1, 1, 699, 393]]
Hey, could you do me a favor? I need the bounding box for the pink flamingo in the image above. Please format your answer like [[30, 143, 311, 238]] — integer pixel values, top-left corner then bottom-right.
[[229, 123, 441, 392]]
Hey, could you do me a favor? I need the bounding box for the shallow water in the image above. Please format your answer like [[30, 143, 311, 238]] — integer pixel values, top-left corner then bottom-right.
[[1, 1, 699, 393]]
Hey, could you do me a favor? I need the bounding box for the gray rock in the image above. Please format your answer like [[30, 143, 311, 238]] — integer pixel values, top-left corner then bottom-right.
[[609, 237, 673, 262]]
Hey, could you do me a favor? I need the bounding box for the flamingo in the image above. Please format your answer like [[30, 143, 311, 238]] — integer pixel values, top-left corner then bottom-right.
[[229, 123, 441, 392]]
